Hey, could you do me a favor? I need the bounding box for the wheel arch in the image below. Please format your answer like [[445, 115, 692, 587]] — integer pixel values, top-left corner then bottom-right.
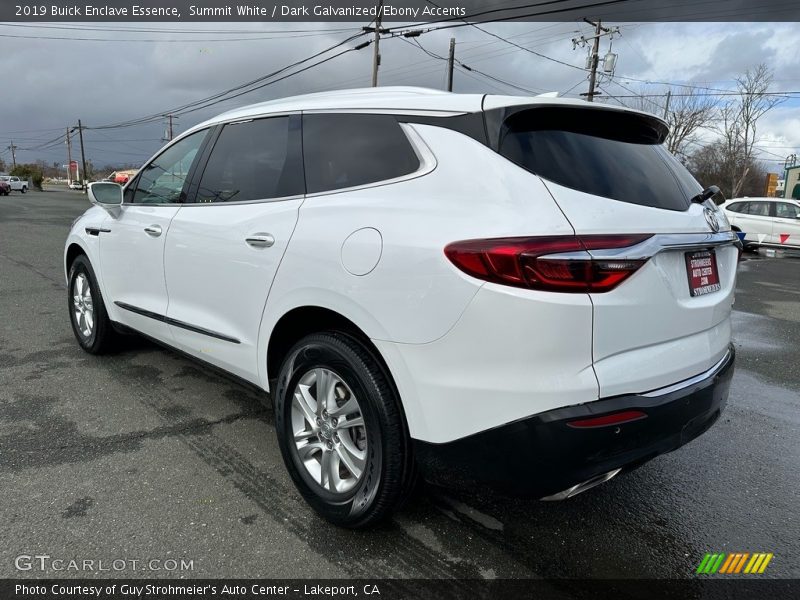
[[266, 305, 392, 386], [65, 241, 88, 280]]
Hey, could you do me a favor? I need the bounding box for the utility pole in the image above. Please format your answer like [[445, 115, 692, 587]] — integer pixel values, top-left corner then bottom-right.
[[663, 90, 672, 119], [77, 120, 88, 193], [364, 0, 386, 87], [573, 19, 619, 103], [586, 20, 603, 102], [65, 127, 73, 182], [162, 114, 178, 142], [7, 141, 17, 169], [446, 37, 456, 92]]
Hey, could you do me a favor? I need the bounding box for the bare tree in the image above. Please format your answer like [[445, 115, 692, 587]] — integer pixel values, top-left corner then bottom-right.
[[663, 89, 717, 159], [717, 64, 784, 198], [688, 140, 768, 199]]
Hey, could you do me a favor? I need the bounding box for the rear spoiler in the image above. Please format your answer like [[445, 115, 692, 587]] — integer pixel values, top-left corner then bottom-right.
[[483, 104, 669, 152]]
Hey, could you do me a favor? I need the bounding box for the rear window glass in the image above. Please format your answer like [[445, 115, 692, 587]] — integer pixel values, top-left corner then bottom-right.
[[497, 107, 700, 212], [776, 202, 800, 219], [302, 113, 420, 194]]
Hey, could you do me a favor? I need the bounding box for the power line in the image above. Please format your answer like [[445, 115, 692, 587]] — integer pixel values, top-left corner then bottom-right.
[[417, 0, 592, 74], [90, 31, 367, 131], [390, 0, 632, 33], [403, 37, 542, 95]]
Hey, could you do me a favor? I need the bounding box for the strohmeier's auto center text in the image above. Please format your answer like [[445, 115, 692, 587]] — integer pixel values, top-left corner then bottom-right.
[[18, 4, 466, 18], [15, 583, 377, 596]]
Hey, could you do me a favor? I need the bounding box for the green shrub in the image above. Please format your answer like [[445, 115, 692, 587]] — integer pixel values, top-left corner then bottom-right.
[[10, 165, 44, 191]]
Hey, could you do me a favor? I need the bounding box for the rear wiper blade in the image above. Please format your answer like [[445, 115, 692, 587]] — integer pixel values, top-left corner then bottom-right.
[[690, 185, 720, 204]]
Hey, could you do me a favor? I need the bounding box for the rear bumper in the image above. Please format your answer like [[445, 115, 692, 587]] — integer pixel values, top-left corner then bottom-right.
[[413, 344, 734, 497]]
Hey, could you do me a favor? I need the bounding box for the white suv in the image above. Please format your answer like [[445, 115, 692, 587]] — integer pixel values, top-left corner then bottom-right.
[[65, 87, 738, 527], [721, 197, 800, 249]]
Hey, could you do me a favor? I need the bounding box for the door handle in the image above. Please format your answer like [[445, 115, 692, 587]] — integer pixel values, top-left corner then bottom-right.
[[246, 233, 275, 248], [144, 225, 162, 237]]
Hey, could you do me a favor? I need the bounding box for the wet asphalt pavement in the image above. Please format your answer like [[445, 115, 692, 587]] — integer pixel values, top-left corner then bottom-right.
[[0, 189, 797, 580]]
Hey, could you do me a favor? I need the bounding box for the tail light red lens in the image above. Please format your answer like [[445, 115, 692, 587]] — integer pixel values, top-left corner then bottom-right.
[[444, 235, 653, 293], [567, 410, 648, 429]]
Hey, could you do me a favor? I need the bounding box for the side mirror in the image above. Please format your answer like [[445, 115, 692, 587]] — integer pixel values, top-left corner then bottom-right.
[[88, 182, 123, 207]]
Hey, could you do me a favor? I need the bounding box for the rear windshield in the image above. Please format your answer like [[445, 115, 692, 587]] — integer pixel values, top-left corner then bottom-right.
[[496, 107, 700, 211]]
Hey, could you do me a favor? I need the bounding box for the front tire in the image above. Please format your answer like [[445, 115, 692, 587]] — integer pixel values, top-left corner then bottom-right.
[[274, 332, 414, 528], [67, 254, 117, 354]]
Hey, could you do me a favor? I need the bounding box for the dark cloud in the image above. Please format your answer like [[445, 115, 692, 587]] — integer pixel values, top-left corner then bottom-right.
[[0, 21, 796, 169]]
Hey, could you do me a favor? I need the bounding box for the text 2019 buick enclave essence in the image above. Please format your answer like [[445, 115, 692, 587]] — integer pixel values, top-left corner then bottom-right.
[[65, 87, 737, 527]]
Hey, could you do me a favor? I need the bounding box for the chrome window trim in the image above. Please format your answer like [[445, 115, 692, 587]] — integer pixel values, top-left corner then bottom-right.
[[303, 122, 437, 199], [182, 193, 306, 207], [538, 231, 740, 262]]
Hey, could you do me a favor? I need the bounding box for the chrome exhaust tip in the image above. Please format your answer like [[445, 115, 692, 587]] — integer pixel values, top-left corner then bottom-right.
[[540, 468, 622, 501]]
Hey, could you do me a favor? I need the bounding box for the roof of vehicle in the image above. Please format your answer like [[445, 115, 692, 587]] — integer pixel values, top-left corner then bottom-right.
[[189, 86, 660, 133], [725, 197, 797, 203]]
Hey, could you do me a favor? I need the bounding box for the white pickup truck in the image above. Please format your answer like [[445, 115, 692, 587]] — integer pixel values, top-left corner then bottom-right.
[[0, 176, 29, 193]]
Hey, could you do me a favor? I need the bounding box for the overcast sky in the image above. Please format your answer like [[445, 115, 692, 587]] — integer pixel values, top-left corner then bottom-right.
[[0, 20, 797, 174]]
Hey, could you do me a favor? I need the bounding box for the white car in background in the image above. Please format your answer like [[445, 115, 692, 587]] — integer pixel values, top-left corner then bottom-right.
[[0, 175, 28, 193], [63, 87, 738, 528], [721, 197, 800, 249]]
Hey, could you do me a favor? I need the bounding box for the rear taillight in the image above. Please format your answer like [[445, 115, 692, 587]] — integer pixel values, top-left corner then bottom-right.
[[444, 235, 653, 293], [567, 410, 648, 429]]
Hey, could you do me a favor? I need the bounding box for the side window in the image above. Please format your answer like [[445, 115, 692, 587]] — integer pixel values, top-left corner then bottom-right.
[[727, 202, 744, 213], [748, 202, 770, 217], [131, 130, 207, 204], [776, 202, 800, 219], [303, 113, 421, 194], [195, 116, 303, 203]]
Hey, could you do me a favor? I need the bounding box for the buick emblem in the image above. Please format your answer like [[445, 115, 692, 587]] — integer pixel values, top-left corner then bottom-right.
[[704, 207, 720, 232]]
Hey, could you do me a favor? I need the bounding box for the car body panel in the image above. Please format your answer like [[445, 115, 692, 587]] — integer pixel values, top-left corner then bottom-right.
[[164, 200, 303, 384], [256, 123, 578, 392], [98, 205, 180, 343], [540, 181, 738, 397]]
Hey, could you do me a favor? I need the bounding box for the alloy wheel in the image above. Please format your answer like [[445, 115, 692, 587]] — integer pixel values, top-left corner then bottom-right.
[[291, 368, 368, 494], [72, 273, 94, 338]]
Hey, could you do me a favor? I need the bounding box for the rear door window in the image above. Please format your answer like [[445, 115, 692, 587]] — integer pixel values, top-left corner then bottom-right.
[[747, 202, 771, 217], [495, 107, 700, 211], [302, 113, 420, 194], [194, 116, 304, 203]]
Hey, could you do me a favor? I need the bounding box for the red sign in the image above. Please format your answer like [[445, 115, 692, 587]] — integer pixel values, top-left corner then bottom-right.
[[685, 250, 721, 297]]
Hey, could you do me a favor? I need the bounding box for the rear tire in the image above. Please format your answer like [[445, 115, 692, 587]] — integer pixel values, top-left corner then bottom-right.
[[67, 254, 118, 354], [20, 187, 26, 194], [274, 332, 415, 528]]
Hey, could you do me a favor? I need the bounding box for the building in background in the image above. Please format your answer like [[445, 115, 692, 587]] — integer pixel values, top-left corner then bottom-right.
[[764, 172, 779, 197], [784, 165, 800, 200]]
